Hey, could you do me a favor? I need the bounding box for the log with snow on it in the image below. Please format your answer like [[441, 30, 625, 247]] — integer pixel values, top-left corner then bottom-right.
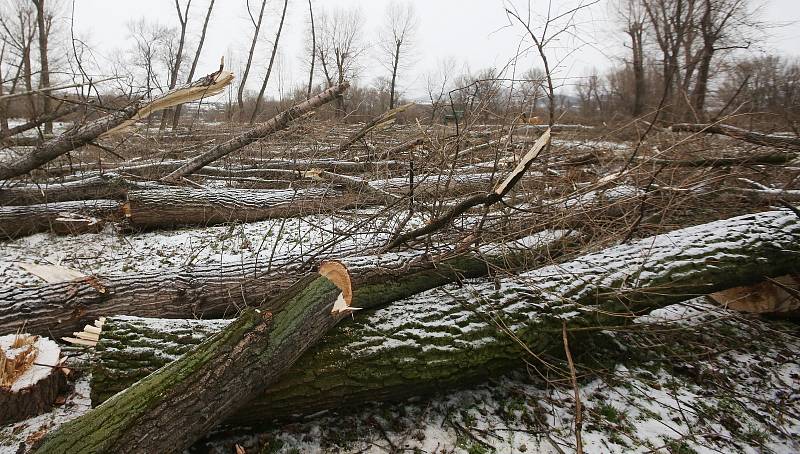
[[0, 230, 574, 338], [33, 262, 357, 454], [0, 68, 234, 181], [0, 173, 165, 206], [671, 123, 800, 151], [90, 209, 800, 426], [0, 333, 68, 425]]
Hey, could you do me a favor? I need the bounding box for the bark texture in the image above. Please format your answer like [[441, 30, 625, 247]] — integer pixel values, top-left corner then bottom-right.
[[123, 187, 356, 228], [91, 210, 800, 427], [0, 231, 569, 339], [0, 199, 120, 239], [34, 272, 347, 454]]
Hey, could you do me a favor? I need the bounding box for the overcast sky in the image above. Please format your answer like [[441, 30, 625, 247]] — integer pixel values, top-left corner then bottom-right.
[[67, 0, 800, 101]]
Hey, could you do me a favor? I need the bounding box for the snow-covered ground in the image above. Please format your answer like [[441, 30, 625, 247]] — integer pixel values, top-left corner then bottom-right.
[[2, 299, 795, 453]]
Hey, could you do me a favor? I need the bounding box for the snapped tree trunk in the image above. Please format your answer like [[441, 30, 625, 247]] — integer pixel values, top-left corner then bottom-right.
[[90, 209, 800, 426], [34, 266, 353, 454], [0, 69, 233, 180], [162, 82, 350, 182]]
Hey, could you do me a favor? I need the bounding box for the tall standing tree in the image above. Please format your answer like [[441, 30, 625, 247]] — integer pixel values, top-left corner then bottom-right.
[[31, 0, 52, 133], [378, 0, 417, 110], [171, 0, 215, 129], [237, 0, 267, 120], [691, 0, 751, 117], [619, 0, 646, 116], [250, 0, 289, 124], [0, 2, 38, 124], [306, 0, 316, 99], [317, 7, 364, 117], [159, 0, 191, 131]]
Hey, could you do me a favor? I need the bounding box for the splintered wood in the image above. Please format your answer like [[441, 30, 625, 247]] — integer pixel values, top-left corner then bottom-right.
[[62, 317, 106, 348], [1, 334, 38, 388], [319, 261, 359, 314]]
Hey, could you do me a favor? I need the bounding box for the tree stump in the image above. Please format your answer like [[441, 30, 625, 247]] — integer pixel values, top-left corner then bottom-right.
[[0, 334, 67, 424]]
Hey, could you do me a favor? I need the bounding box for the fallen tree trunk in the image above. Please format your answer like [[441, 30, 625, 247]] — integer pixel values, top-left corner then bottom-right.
[[122, 187, 357, 228], [91, 209, 800, 426], [34, 265, 352, 454], [671, 123, 800, 151], [0, 104, 82, 141], [0, 173, 164, 205], [0, 199, 121, 239], [641, 152, 798, 167], [161, 82, 349, 182], [0, 230, 571, 339], [0, 69, 233, 180], [331, 103, 412, 155]]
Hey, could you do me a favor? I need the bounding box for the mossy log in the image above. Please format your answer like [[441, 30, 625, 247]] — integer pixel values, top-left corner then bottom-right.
[[0, 231, 570, 338], [34, 270, 350, 454], [91, 210, 800, 427]]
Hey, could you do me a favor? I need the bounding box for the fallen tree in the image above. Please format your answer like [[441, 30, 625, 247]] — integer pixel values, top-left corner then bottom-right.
[[0, 230, 571, 338], [0, 69, 233, 181], [90, 209, 800, 427], [0, 173, 164, 205], [161, 82, 350, 182], [122, 187, 355, 228], [0, 199, 121, 239], [34, 264, 353, 454], [0, 104, 83, 141], [671, 123, 800, 151]]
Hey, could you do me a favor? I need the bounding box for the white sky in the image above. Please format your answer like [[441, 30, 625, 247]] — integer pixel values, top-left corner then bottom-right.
[[66, 0, 800, 101]]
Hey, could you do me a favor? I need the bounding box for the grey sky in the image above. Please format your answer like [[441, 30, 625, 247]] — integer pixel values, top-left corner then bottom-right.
[[69, 0, 800, 101]]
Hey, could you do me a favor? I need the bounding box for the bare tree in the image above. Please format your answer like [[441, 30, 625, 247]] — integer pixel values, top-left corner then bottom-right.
[[0, 38, 8, 132], [505, 1, 599, 126], [237, 0, 267, 120], [158, 0, 191, 131], [691, 0, 752, 117], [0, 1, 38, 123], [31, 0, 53, 133], [306, 0, 315, 99], [378, 0, 417, 110], [317, 6, 364, 116], [171, 0, 215, 129], [619, 0, 646, 116], [250, 0, 289, 124], [127, 19, 170, 97]]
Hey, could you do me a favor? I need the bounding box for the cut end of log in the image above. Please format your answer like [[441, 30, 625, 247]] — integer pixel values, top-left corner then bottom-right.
[[318, 261, 359, 314], [1, 333, 67, 424]]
